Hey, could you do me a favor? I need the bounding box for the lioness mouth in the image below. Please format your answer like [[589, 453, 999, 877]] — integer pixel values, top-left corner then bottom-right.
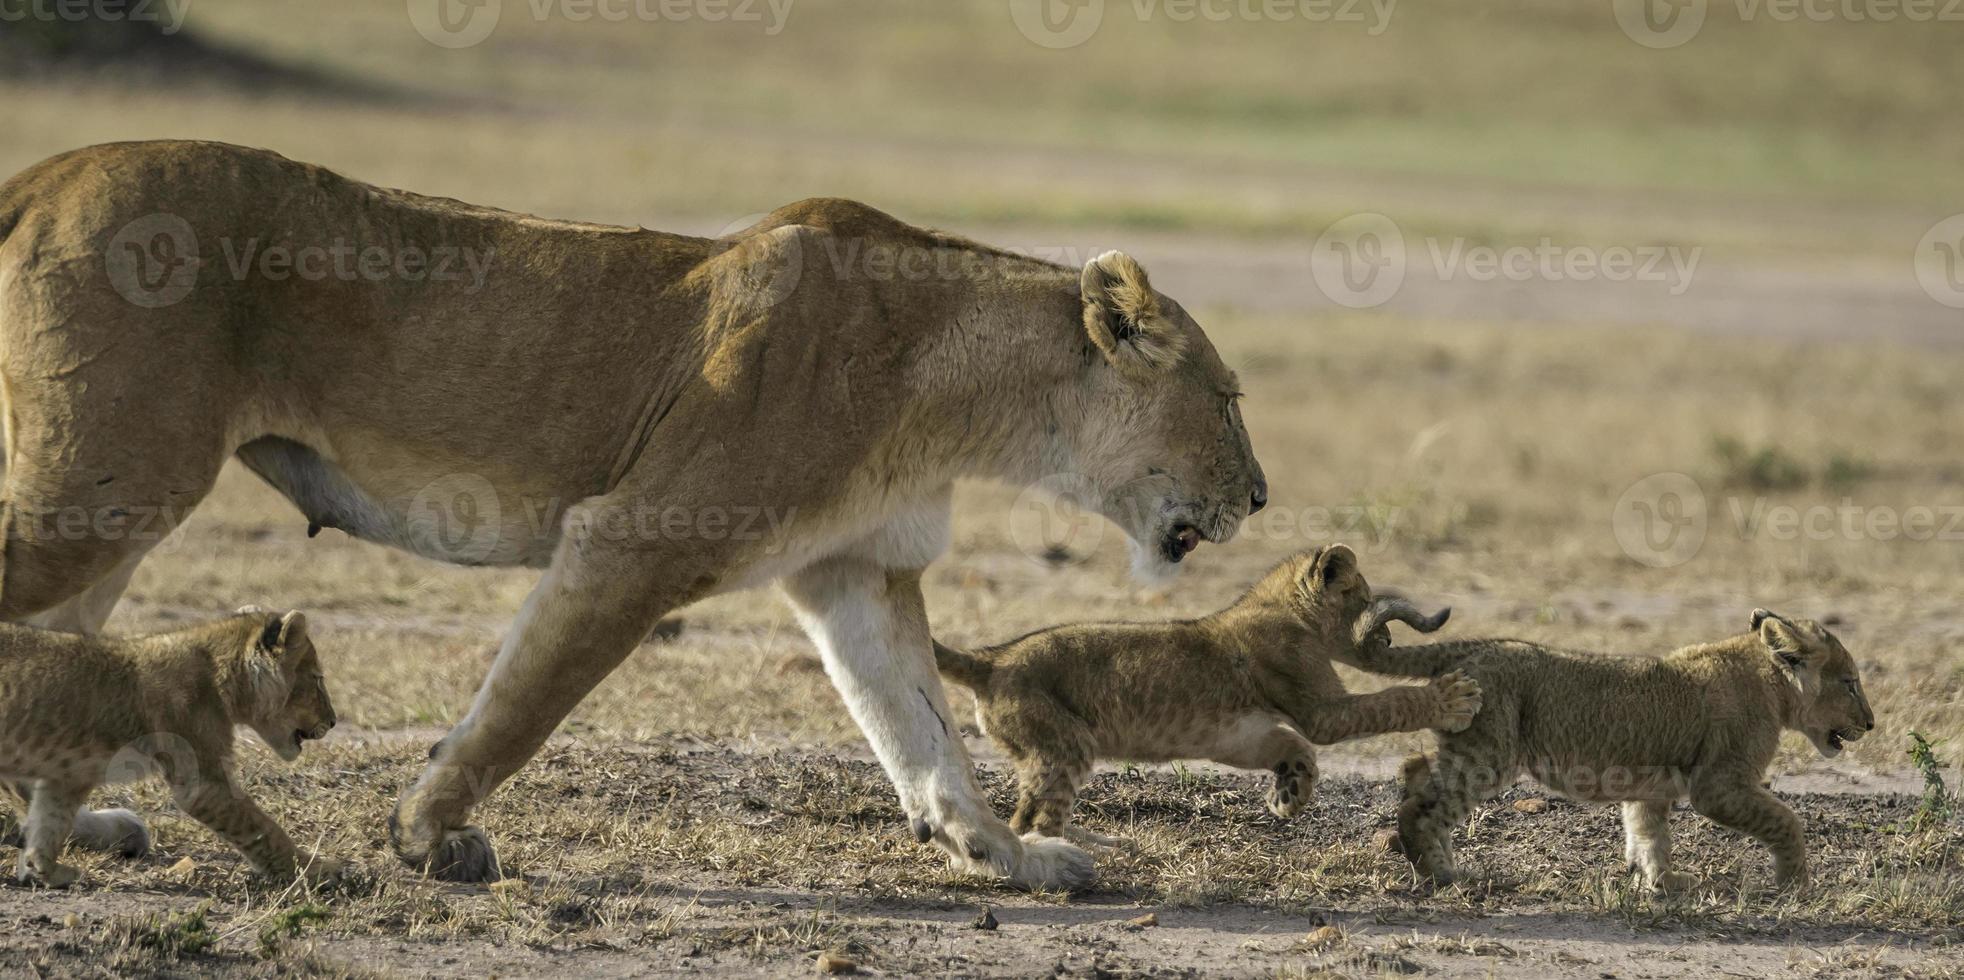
[[1161, 524, 1203, 563]]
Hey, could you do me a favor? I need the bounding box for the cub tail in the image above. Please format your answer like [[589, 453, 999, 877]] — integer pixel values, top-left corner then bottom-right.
[[931, 639, 993, 691]]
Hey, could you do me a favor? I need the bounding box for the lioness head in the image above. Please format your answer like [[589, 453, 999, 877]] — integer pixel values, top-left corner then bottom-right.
[[1753, 609, 1874, 758], [1071, 251, 1266, 577], [238, 608, 337, 762]]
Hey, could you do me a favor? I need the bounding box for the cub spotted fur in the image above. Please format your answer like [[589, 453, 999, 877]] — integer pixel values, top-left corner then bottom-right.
[[932, 545, 1480, 842], [1355, 607, 1874, 892], [0, 608, 338, 887]]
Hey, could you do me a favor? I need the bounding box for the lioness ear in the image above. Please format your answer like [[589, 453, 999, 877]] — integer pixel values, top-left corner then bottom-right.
[[1080, 251, 1185, 374], [1754, 608, 1808, 669]]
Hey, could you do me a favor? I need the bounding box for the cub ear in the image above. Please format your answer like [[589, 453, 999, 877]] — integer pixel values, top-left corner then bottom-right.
[[1753, 608, 1808, 669], [257, 610, 309, 661], [1080, 251, 1186, 375], [1308, 543, 1363, 593]]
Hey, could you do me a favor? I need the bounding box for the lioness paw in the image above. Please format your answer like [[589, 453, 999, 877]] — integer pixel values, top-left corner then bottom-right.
[[1429, 671, 1483, 732], [15, 857, 80, 889]]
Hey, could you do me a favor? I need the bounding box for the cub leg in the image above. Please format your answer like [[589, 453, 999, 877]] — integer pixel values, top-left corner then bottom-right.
[[1621, 800, 1694, 892], [1293, 670, 1483, 745], [1396, 745, 1511, 886], [168, 760, 334, 881], [1207, 718, 1319, 818], [17, 780, 87, 888], [1688, 776, 1806, 890]]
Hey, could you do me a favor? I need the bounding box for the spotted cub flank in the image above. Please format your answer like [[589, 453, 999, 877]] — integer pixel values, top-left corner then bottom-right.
[[932, 545, 1480, 843], [0, 607, 338, 888], [1363, 608, 1875, 892]]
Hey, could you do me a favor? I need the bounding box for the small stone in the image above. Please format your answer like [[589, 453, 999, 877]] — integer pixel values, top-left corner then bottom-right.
[[61, 914, 80, 930], [1304, 925, 1343, 950], [971, 907, 998, 931], [1513, 798, 1548, 814], [488, 878, 531, 898], [1125, 912, 1159, 930], [816, 951, 858, 974]]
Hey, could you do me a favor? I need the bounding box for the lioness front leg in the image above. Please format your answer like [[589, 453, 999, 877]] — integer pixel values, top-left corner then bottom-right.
[[1294, 671, 1483, 745], [782, 557, 1093, 891], [17, 780, 86, 888], [391, 529, 684, 882]]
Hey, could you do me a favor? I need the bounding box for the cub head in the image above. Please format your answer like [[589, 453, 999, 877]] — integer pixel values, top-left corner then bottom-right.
[[237, 607, 336, 762], [1259, 545, 1451, 647], [1070, 251, 1266, 578], [1753, 609, 1874, 758]]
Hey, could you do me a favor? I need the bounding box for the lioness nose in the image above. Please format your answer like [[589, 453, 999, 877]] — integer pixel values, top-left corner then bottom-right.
[[1250, 479, 1268, 514]]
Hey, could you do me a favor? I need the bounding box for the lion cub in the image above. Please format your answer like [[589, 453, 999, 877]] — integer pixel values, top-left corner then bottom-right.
[[933, 545, 1479, 841], [1355, 607, 1875, 892], [0, 608, 338, 887]]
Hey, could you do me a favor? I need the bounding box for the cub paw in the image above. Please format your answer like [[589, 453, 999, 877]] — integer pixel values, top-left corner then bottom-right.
[[299, 852, 346, 885], [1265, 758, 1317, 819], [72, 808, 151, 858], [1646, 870, 1699, 894], [1011, 833, 1095, 892], [16, 857, 79, 889], [1429, 671, 1483, 732]]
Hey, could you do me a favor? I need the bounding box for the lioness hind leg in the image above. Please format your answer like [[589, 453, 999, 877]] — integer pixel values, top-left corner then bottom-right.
[[17, 780, 87, 888]]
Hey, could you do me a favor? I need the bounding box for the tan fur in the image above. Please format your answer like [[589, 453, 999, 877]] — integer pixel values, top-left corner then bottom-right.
[[0, 608, 337, 887], [0, 142, 1266, 887], [1356, 609, 1875, 892], [934, 546, 1480, 841]]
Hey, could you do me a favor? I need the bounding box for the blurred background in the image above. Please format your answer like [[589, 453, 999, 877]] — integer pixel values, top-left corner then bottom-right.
[[1, 1, 1958, 765]]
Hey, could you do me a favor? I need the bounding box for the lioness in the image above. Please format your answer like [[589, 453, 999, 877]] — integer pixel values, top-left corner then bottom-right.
[[0, 142, 1266, 888], [933, 545, 1478, 842], [1350, 606, 1875, 892], [0, 608, 337, 887]]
